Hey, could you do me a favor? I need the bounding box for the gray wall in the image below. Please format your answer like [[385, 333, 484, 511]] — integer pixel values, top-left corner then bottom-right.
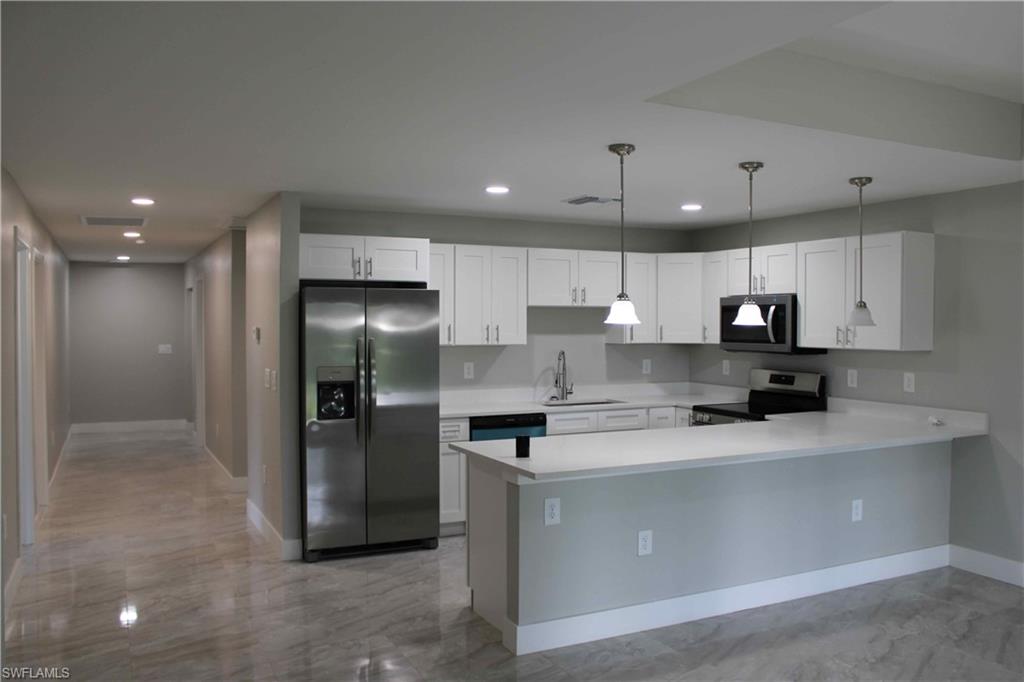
[[303, 206, 694, 391], [687, 181, 1023, 563], [69, 262, 188, 423], [511, 443, 951, 624]]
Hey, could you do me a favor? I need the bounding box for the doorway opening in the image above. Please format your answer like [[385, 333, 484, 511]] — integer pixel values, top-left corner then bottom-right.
[[190, 280, 205, 450]]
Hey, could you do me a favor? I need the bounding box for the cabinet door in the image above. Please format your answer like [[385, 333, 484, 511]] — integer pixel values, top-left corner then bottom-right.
[[545, 411, 599, 435], [299, 234, 363, 280], [648, 406, 676, 429], [701, 251, 728, 344], [528, 249, 578, 306], [429, 244, 455, 346], [675, 408, 692, 427], [439, 443, 466, 524], [454, 245, 492, 345], [757, 243, 796, 294], [597, 409, 649, 432], [797, 238, 847, 349], [612, 253, 657, 343], [490, 247, 528, 345], [578, 251, 622, 308], [657, 253, 702, 343], [364, 237, 429, 282], [845, 233, 902, 350], [727, 248, 756, 296]]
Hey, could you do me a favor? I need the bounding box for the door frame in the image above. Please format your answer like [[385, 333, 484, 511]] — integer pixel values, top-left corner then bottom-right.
[[15, 235, 36, 546], [190, 279, 205, 449]]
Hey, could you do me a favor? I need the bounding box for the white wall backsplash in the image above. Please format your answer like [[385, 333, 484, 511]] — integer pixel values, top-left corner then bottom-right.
[[440, 307, 690, 393]]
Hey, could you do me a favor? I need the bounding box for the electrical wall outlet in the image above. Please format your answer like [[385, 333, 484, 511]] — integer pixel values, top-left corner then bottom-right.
[[264, 368, 271, 389], [157, 344, 173, 354], [642, 359, 652, 375], [463, 362, 474, 380], [847, 369, 858, 388], [722, 359, 731, 376], [544, 498, 561, 526], [851, 499, 863, 522], [638, 529, 653, 556], [903, 372, 915, 393]]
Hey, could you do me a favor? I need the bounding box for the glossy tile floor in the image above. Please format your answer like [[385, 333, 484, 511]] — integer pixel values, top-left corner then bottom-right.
[[4, 429, 1022, 681]]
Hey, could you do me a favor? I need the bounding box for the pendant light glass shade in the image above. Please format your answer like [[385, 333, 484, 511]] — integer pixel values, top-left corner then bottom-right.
[[605, 294, 641, 325], [605, 143, 640, 326], [732, 161, 766, 327], [847, 177, 876, 327]]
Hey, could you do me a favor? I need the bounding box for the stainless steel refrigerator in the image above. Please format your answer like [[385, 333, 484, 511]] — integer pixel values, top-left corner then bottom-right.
[[300, 283, 439, 561]]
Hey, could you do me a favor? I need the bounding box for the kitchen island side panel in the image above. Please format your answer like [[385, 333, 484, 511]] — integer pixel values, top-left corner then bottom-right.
[[512, 441, 950, 625]]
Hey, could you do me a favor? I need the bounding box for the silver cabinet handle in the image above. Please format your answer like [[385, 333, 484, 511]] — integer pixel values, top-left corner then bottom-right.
[[447, 323, 452, 344], [752, 275, 757, 293], [702, 325, 707, 343], [496, 325, 500, 344], [572, 287, 577, 304], [355, 257, 362, 278], [581, 287, 586, 304], [845, 326, 852, 347], [760, 274, 766, 293], [485, 324, 490, 344], [659, 325, 664, 342], [836, 326, 842, 346], [367, 257, 373, 278]]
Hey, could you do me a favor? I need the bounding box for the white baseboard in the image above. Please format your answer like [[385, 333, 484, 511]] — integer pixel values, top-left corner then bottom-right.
[[950, 544, 1024, 587], [3, 556, 23, 622], [70, 419, 190, 434], [204, 447, 247, 493], [246, 498, 301, 561], [506, 545, 950, 655]]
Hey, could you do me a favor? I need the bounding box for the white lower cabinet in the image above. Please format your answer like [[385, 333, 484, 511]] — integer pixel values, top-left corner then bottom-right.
[[648, 406, 676, 429], [598, 409, 649, 432], [439, 418, 469, 531], [546, 411, 599, 435], [675, 408, 692, 427]]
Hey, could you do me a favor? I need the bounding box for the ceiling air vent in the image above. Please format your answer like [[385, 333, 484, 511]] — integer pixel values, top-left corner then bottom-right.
[[562, 195, 618, 205], [79, 216, 148, 228]]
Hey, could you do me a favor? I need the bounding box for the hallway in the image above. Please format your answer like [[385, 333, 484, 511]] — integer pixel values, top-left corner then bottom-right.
[[4, 430, 1021, 681]]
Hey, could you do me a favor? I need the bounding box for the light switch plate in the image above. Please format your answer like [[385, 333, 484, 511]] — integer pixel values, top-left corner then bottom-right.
[[463, 362, 474, 380], [903, 372, 916, 393], [157, 344, 173, 355], [722, 359, 731, 376], [847, 369, 858, 388], [642, 359, 652, 375], [638, 529, 653, 556], [851, 499, 863, 522], [264, 368, 271, 389], [544, 498, 561, 526]]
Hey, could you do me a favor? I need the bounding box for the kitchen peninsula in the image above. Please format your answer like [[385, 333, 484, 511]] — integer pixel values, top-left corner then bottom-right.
[[450, 400, 988, 655]]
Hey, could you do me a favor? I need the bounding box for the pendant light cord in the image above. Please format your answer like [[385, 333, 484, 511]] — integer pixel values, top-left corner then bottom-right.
[[858, 184, 864, 302], [747, 168, 753, 297], [619, 152, 626, 296]]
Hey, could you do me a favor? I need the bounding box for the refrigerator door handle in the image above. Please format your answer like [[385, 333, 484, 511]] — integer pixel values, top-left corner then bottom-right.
[[367, 337, 377, 438], [356, 337, 365, 444]]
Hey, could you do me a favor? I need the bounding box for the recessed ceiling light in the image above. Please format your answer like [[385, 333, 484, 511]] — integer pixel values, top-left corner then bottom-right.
[[681, 203, 703, 212], [116, 255, 131, 261], [131, 197, 155, 206], [485, 185, 510, 195], [136, 239, 146, 245], [123, 231, 141, 238]]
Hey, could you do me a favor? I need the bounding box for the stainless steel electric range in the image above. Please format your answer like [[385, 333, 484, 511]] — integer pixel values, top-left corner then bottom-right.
[[691, 369, 827, 426]]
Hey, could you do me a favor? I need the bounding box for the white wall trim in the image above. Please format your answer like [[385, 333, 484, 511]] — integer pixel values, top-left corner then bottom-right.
[[204, 446, 247, 493], [950, 544, 1024, 587], [3, 556, 23, 622], [246, 498, 301, 561], [506, 544, 950, 655], [70, 419, 190, 434], [47, 433, 70, 496]]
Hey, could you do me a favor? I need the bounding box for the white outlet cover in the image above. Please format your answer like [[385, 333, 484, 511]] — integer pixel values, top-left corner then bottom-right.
[[638, 529, 653, 556], [264, 368, 271, 389], [544, 498, 561, 526], [722, 359, 731, 376], [642, 359, 652, 375], [903, 372, 916, 393], [851, 499, 863, 522], [847, 368, 858, 388], [157, 343, 173, 354], [464, 362, 474, 380]]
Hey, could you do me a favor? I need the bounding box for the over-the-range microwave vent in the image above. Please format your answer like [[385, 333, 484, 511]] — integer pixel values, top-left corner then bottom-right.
[[562, 195, 618, 206], [79, 216, 148, 228]]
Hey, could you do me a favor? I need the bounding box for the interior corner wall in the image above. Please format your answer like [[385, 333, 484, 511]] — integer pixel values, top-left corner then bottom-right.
[[185, 230, 247, 478], [69, 262, 188, 424], [686, 181, 1024, 564], [1, 168, 71, 594]]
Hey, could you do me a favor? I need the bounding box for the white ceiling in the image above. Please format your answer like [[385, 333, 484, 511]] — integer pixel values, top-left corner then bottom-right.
[[2, 2, 1021, 263]]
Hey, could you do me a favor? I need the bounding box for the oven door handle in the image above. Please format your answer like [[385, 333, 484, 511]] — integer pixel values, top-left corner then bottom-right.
[[766, 305, 777, 344]]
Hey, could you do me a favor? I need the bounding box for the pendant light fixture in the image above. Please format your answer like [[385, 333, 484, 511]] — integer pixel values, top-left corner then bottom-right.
[[604, 143, 641, 326], [847, 176, 876, 327], [732, 161, 767, 326]]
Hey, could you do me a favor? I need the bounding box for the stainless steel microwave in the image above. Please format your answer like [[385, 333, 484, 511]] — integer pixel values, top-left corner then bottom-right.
[[719, 293, 825, 354]]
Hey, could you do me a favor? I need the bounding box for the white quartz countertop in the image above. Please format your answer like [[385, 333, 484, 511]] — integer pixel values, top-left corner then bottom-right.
[[449, 401, 988, 482]]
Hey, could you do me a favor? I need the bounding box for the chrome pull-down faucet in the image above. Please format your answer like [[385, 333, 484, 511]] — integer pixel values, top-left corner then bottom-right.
[[553, 350, 574, 401]]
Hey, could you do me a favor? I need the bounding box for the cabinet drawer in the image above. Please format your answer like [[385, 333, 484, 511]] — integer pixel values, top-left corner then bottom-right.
[[546, 411, 599, 435], [675, 408, 692, 428], [648, 406, 676, 429], [439, 418, 469, 442], [598, 409, 649, 432]]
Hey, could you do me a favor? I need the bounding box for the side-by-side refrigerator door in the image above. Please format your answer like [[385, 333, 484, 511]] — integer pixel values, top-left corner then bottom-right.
[[365, 288, 440, 544], [302, 287, 366, 554]]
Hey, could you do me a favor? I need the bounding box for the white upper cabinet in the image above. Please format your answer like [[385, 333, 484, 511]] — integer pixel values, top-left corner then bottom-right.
[[657, 253, 703, 343], [607, 253, 657, 344], [490, 247, 528, 345], [528, 249, 619, 307], [299, 234, 428, 282], [797, 237, 848, 349], [453, 245, 527, 346], [578, 251, 622, 308], [701, 251, 728, 344], [429, 244, 455, 346], [528, 249, 579, 306], [727, 244, 796, 295]]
